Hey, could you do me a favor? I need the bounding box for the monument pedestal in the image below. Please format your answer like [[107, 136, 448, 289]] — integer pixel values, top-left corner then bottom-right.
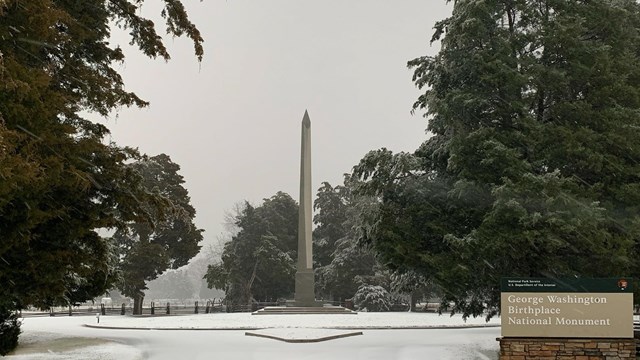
[[294, 269, 318, 307], [253, 305, 355, 314]]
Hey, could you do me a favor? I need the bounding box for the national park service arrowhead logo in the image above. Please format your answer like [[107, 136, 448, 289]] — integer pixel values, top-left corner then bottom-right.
[[617, 278, 628, 291]]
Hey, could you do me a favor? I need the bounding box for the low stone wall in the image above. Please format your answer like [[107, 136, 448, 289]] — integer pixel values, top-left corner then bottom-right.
[[497, 337, 637, 359]]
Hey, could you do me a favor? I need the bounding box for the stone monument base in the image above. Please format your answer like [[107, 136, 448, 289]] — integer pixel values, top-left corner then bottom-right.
[[253, 305, 356, 315], [294, 269, 317, 307], [498, 337, 637, 359]]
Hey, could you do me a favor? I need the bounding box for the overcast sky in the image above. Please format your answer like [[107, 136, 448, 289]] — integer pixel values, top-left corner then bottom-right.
[[98, 1, 453, 247]]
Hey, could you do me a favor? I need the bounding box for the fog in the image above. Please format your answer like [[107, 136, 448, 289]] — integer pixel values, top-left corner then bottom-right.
[[95, 1, 452, 247]]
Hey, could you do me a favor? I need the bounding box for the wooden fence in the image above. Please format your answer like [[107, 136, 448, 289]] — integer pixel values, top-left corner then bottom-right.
[[19, 298, 419, 317]]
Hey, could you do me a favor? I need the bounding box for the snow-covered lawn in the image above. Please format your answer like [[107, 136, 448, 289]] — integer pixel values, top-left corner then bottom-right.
[[7, 328, 143, 360], [7, 313, 501, 360], [89, 311, 500, 330]]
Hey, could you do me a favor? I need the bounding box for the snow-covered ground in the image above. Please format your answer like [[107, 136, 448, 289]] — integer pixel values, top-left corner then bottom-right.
[[90, 311, 501, 330], [7, 322, 144, 360], [8, 313, 501, 360]]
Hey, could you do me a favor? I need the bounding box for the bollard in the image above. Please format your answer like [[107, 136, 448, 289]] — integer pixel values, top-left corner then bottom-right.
[[96, 313, 100, 324], [166, 302, 170, 315], [121, 303, 125, 315], [151, 301, 155, 315]]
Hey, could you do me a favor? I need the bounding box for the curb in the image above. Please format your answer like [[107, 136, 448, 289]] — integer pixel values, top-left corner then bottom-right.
[[244, 330, 364, 343], [83, 324, 500, 331]]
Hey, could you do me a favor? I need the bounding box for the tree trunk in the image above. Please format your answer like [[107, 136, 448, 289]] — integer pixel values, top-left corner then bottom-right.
[[133, 294, 144, 315], [410, 291, 419, 312], [245, 260, 259, 306]]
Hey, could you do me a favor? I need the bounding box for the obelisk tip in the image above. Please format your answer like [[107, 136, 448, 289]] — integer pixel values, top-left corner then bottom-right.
[[302, 110, 310, 127]]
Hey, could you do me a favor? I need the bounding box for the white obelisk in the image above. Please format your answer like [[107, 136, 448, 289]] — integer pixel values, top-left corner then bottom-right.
[[294, 110, 316, 306]]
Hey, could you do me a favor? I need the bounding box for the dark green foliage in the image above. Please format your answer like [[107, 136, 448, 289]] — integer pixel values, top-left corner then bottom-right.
[[0, 0, 203, 328], [113, 154, 203, 314], [313, 180, 382, 301], [205, 192, 298, 305], [352, 0, 640, 319], [313, 182, 349, 269], [312, 179, 433, 304], [0, 301, 20, 356]]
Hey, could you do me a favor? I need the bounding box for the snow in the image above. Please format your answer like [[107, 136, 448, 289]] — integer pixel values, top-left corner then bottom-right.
[[8, 342, 142, 360], [90, 311, 500, 330], [7, 313, 502, 360], [7, 326, 143, 360]]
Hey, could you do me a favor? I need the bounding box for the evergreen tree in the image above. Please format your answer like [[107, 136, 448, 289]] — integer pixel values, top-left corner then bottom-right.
[[0, 0, 203, 350], [0, 296, 20, 356], [313, 179, 389, 302], [113, 154, 203, 314], [353, 0, 640, 319], [204, 192, 298, 305], [313, 182, 349, 269]]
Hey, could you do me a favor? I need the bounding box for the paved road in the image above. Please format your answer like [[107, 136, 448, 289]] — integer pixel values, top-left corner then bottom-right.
[[17, 316, 500, 360]]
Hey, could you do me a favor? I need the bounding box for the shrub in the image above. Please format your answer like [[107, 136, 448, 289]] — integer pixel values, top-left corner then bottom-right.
[[0, 306, 21, 355], [353, 284, 390, 312]]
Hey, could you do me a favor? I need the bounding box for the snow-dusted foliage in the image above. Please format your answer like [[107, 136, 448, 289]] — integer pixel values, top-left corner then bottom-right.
[[353, 285, 391, 312], [204, 192, 298, 304], [0, 306, 20, 355]]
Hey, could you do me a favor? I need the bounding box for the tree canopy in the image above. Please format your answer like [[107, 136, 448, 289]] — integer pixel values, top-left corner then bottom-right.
[[352, 0, 640, 319], [313, 178, 432, 307], [205, 192, 298, 305], [313, 180, 381, 302], [0, 0, 203, 351], [112, 154, 203, 314]]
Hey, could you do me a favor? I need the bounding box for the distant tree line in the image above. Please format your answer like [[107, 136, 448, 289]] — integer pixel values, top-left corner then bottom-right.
[[204, 182, 433, 311]]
